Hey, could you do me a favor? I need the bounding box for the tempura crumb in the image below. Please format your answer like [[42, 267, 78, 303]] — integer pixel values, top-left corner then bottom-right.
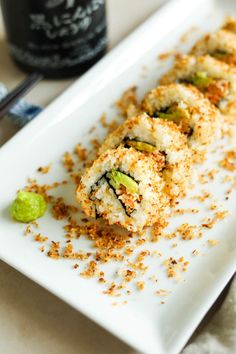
[[219, 149, 236, 171], [80, 261, 99, 278], [37, 164, 51, 174], [47, 241, 61, 259], [137, 281, 145, 291], [74, 143, 87, 161], [34, 234, 48, 243], [62, 152, 75, 172]]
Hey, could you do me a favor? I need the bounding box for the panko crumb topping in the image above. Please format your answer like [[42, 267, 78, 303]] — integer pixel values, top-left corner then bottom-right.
[[62, 152, 75, 172], [24, 178, 68, 201], [80, 261, 99, 278], [219, 149, 236, 171], [51, 197, 78, 220], [202, 210, 229, 229], [163, 256, 189, 278], [34, 234, 48, 243], [74, 143, 87, 161], [116, 86, 138, 117], [99, 113, 120, 133], [136, 281, 145, 291], [47, 241, 60, 259], [171, 208, 199, 216], [177, 223, 201, 240], [37, 164, 51, 174]]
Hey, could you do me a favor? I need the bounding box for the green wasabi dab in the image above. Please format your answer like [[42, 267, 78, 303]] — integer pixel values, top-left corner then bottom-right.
[[9, 191, 47, 223]]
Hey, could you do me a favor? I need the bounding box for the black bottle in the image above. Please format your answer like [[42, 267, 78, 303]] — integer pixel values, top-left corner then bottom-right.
[[0, 0, 107, 78]]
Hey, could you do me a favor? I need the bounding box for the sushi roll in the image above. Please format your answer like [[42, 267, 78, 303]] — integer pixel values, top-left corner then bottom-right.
[[141, 84, 219, 161], [76, 146, 168, 232], [99, 113, 192, 202], [160, 55, 236, 114], [191, 30, 236, 67]]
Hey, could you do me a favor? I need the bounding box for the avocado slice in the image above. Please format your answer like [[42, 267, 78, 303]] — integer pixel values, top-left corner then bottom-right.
[[106, 169, 139, 194], [190, 71, 213, 88], [157, 104, 190, 124], [126, 140, 156, 153]]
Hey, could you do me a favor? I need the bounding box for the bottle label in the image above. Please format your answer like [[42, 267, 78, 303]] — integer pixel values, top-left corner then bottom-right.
[[30, 0, 104, 39], [9, 36, 106, 69], [8, 0, 107, 70]]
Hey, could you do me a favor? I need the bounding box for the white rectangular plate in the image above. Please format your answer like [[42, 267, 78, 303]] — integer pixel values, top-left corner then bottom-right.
[[0, 0, 236, 353]]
